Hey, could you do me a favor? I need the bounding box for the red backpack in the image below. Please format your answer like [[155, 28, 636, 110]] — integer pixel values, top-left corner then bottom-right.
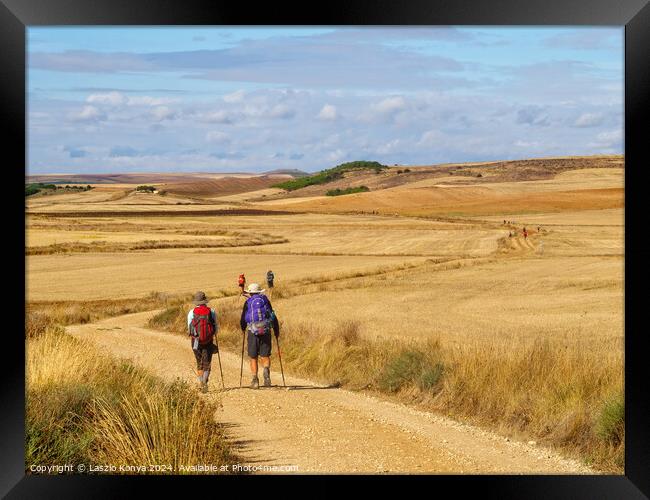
[[190, 305, 215, 344]]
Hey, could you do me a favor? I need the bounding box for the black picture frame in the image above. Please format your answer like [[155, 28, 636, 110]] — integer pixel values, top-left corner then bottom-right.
[[4, 0, 648, 497]]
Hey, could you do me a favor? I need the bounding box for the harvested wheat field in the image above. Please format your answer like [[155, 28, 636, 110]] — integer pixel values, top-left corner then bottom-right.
[[26, 250, 427, 301], [25, 155, 625, 473]]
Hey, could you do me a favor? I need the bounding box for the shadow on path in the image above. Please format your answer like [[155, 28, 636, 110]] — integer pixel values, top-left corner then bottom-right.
[[213, 382, 341, 393]]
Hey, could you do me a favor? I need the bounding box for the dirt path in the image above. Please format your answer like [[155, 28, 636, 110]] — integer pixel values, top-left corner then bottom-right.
[[67, 311, 594, 474]]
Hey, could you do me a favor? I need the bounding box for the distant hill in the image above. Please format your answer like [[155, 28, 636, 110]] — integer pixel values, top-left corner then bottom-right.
[[272, 161, 387, 191], [25, 173, 209, 185], [266, 155, 624, 200], [263, 169, 310, 177], [26, 172, 267, 185], [162, 175, 286, 198]]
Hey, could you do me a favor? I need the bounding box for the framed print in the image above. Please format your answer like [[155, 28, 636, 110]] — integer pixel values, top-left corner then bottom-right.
[[3, 0, 649, 497]]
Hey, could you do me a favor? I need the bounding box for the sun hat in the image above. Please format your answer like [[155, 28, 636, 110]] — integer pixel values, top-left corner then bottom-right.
[[193, 291, 209, 305], [245, 283, 265, 294]]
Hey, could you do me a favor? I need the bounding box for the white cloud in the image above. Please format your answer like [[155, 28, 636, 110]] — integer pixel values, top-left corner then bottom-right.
[[205, 131, 230, 144], [127, 95, 175, 106], [417, 129, 444, 146], [86, 91, 127, 106], [68, 105, 105, 123], [199, 110, 233, 124], [268, 103, 295, 119], [573, 112, 605, 128], [376, 139, 403, 155], [593, 129, 622, 148], [86, 91, 175, 108], [317, 104, 338, 121], [327, 149, 346, 162], [514, 140, 541, 148], [150, 106, 177, 122], [223, 90, 246, 103], [374, 96, 406, 114]]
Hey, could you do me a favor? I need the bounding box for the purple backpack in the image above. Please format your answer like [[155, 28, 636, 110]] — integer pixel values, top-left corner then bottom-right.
[[245, 295, 271, 335]]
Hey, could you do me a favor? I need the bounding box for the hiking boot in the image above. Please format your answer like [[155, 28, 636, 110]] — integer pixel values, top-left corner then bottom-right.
[[263, 367, 271, 387], [250, 376, 259, 389]]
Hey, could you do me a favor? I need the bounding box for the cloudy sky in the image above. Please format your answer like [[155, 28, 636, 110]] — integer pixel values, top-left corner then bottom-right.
[[27, 27, 623, 174]]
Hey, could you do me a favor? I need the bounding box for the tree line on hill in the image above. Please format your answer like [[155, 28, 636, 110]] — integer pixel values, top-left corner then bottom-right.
[[25, 183, 93, 197], [273, 161, 387, 191]]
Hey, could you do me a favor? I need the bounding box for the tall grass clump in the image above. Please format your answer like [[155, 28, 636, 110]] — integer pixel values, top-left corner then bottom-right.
[[595, 392, 624, 446], [26, 326, 237, 474]]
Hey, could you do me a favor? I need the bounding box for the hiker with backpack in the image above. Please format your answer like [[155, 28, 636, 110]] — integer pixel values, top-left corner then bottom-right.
[[240, 283, 280, 388], [188, 291, 220, 393], [238, 273, 246, 296], [266, 270, 275, 289]]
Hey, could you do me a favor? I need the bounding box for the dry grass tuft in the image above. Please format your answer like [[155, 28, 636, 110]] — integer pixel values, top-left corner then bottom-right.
[[27, 235, 289, 255], [26, 324, 236, 474]]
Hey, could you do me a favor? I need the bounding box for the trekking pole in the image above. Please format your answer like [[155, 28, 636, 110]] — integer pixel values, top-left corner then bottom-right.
[[214, 338, 225, 389], [274, 334, 286, 387], [239, 331, 245, 388]]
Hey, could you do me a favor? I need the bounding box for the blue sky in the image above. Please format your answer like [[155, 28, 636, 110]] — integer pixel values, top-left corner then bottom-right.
[[27, 27, 623, 174]]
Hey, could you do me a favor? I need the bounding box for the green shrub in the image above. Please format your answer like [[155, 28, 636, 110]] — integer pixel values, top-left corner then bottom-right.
[[419, 362, 445, 391], [25, 183, 58, 196], [377, 350, 427, 392], [326, 186, 370, 196], [148, 304, 188, 332], [596, 392, 624, 446]]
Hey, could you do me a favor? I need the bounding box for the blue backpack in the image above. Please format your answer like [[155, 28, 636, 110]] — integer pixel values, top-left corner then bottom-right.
[[245, 295, 272, 335]]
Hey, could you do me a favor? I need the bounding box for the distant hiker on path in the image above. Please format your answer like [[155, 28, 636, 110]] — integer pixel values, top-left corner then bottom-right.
[[240, 283, 280, 388], [266, 270, 275, 289], [238, 273, 246, 296], [188, 291, 219, 393]]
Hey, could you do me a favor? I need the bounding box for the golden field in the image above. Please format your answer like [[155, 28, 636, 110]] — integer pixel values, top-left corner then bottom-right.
[[25, 155, 625, 471]]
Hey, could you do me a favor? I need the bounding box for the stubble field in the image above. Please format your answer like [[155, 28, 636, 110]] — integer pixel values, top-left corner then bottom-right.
[[25, 156, 625, 472]]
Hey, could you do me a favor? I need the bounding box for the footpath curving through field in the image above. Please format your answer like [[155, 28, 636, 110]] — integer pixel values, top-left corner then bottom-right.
[[67, 311, 594, 474]]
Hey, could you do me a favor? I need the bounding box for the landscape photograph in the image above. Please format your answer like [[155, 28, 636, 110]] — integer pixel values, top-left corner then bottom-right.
[[25, 26, 624, 475]]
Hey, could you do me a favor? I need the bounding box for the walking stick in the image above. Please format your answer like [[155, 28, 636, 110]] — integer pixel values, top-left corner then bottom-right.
[[239, 331, 245, 388], [214, 338, 225, 389], [274, 334, 286, 387]]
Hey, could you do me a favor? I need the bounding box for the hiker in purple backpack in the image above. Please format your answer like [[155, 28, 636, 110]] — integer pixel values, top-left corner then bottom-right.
[[240, 283, 280, 388], [188, 291, 219, 393]]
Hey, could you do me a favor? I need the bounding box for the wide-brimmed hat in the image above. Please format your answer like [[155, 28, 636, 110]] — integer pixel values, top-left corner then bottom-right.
[[245, 283, 265, 294], [193, 291, 209, 304]]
